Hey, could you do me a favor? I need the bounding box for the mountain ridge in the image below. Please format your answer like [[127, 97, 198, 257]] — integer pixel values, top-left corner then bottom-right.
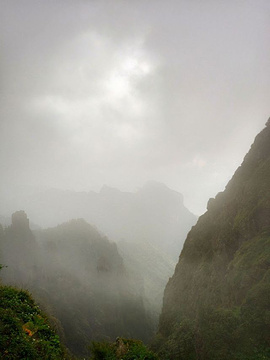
[[1, 182, 197, 262], [154, 119, 270, 359], [0, 213, 153, 357]]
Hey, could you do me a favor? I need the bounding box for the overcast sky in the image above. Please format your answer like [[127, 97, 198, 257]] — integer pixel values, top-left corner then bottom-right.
[[1, 0, 269, 215]]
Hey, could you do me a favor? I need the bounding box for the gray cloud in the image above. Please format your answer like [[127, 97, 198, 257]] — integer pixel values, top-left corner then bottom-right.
[[1, 0, 269, 215]]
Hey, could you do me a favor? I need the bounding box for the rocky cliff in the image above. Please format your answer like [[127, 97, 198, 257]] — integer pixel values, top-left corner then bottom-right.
[[155, 119, 270, 359]]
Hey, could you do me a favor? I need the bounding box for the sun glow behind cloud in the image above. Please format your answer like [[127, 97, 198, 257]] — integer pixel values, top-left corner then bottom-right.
[[29, 34, 155, 150], [1, 0, 269, 215]]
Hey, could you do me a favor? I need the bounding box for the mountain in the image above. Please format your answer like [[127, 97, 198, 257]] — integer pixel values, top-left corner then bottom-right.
[[0, 213, 40, 230], [0, 212, 153, 357], [154, 119, 270, 359], [3, 182, 197, 262], [0, 182, 196, 333]]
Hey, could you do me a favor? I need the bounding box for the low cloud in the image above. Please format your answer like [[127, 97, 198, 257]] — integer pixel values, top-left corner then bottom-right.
[[1, 0, 269, 214]]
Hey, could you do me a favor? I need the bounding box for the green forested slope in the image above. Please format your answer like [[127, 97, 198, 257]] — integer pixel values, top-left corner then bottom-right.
[[154, 119, 270, 360]]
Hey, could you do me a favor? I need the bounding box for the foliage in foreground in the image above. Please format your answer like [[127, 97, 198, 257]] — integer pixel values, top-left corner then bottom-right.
[[0, 285, 70, 359], [90, 337, 159, 360]]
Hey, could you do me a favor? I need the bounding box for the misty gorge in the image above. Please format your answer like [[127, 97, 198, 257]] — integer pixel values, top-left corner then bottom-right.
[[1, 1, 270, 359], [1, 120, 270, 359], [0, 183, 196, 358]]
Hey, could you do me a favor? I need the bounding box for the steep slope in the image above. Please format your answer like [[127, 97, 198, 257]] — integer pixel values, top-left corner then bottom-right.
[[0, 213, 153, 357], [155, 119, 270, 360], [0, 285, 69, 359]]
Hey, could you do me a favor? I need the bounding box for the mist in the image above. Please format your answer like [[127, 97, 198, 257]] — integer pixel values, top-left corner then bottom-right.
[[1, 1, 270, 358], [1, 0, 269, 215], [0, 211, 155, 357]]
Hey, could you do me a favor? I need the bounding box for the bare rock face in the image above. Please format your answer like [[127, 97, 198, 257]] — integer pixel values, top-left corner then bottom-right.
[[154, 119, 270, 360]]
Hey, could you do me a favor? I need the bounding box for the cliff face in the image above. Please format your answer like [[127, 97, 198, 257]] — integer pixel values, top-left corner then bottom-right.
[[155, 119, 270, 360]]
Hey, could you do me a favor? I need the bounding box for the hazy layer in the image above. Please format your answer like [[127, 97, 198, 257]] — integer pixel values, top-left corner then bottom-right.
[[1, 1, 269, 214]]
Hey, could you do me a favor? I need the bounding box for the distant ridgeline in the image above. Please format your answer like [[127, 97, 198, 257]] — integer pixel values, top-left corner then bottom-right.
[[8, 182, 197, 262], [0, 212, 153, 358], [153, 119, 270, 359], [0, 182, 197, 334]]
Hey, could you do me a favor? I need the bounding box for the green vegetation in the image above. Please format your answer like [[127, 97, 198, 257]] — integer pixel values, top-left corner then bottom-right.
[[155, 304, 270, 360], [90, 338, 159, 360], [0, 274, 157, 359], [0, 285, 69, 359], [155, 122, 270, 359]]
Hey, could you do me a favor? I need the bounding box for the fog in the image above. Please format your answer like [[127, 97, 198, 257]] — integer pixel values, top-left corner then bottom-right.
[[1, 0, 269, 215], [0, 211, 155, 356], [1, 3, 269, 357]]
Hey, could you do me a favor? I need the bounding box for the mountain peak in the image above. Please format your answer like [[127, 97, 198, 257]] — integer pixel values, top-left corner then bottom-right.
[[139, 181, 184, 202], [11, 210, 30, 231]]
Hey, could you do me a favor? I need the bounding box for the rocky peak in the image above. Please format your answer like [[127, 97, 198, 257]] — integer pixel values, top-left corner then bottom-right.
[[11, 210, 30, 231]]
